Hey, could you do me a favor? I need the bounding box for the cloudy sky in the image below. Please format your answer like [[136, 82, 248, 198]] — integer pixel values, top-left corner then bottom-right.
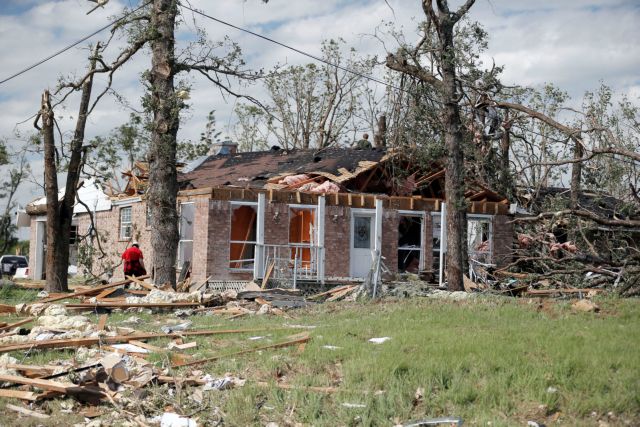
[[1, 0, 639, 214]]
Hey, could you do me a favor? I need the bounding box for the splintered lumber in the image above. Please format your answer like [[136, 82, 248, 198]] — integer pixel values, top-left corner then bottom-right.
[[66, 301, 203, 310], [127, 340, 165, 353], [261, 261, 276, 289], [0, 389, 39, 401], [172, 333, 311, 368], [0, 374, 77, 393], [95, 288, 118, 300], [33, 275, 150, 305], [6, 364, 57, 378], [326, 286, 358, 302], [97, 314, 108, 331], [6, 403, 50, 419], [0, 317, 34, 332], [0, 327, 296, 354], [127, 275, 155, 291], [0, 304, 17, 314], [308, 285, 355, 300]]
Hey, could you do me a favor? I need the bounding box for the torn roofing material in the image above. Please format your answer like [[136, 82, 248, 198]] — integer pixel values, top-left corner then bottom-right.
[[179, 147, 387, 190]]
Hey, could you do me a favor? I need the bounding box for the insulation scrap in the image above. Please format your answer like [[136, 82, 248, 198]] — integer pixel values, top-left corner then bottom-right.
[[36, 314, 92, 332], [0, 354, 19, 377], [307, 180, 340, 193], [278, 174, 309, 186], [125, 289, 202, 304]]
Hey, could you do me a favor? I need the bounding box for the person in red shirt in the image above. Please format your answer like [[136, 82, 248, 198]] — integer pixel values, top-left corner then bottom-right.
[[121, 242, 147, 277]]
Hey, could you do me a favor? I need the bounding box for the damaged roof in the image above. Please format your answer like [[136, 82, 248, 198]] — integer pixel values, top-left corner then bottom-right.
[[179, 147, 388, 190]]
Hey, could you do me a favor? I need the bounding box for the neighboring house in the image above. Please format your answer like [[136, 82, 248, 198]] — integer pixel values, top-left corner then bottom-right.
[[20, 143, 514, 285], [16, 179, 112, 280]]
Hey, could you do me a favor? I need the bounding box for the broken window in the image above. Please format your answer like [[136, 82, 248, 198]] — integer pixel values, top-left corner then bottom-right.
[[177, 203, 195, 268], [289, 207, 315, 268], [229, 204, 257, 270], [119, 207, 132, 240], [398, 215, 423, 273], [432, 213, 441, 273], [468, 216, 492, 263]]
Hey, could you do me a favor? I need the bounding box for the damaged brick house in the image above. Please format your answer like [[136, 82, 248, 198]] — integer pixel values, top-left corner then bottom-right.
[[20, 142, 513, 285]]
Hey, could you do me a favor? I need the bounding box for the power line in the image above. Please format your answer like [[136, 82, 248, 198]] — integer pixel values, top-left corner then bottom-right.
[[0, 1, 152, 86], [179, 3, 420, 98]]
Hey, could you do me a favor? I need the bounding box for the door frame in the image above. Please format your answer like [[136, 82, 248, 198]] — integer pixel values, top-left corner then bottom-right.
[[349, 208, 375, 278]]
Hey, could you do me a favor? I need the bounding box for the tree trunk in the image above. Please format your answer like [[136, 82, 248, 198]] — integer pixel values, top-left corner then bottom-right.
[[570, 137, 582, 209], [499, 112, 513, 199], [440, 17, 467, 292], [40, 91, 67, 292], [40, 46, 98, 292], [148, 0, 179, 288]]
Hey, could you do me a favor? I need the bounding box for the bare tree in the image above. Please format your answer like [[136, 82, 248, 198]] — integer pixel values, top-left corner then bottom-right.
[[386, 0, 476, 291]]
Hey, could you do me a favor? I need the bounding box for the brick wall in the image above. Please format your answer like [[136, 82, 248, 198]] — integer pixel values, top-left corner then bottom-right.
[[74, 201, 152, 280], [381, 209, 398, 274], [492, 214, 514, 267], [324, 205, 350, 278], [26, 196, 511, 282], [190, 198, 209, 283]]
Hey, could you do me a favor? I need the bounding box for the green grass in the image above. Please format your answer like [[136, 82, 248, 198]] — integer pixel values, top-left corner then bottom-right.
[[0, 295, 638, 426]]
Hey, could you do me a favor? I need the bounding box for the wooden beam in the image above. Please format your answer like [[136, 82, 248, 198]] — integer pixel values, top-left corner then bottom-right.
[[126, 275, 155, 291], [0, 374, 77, 393], [33, 275, 149, 305], [6, 403, 50, 419], [0, 317, 34, 332], [97, 315, 108, 332], [0, 327, 297, 354], [0, 390, 39, 401]]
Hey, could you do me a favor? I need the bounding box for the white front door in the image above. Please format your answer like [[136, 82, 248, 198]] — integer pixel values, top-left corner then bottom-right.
[[350, 212, 374, 278]]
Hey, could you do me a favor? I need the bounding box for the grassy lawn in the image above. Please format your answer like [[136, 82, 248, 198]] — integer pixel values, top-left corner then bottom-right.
[[0, 288, 638, 426]]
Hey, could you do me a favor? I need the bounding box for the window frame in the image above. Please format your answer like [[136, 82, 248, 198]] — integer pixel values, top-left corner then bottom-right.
[[229, 202, 258, 271], [288, 204, 317, 270], [177, 202, 195, 268], [119, 206, 133, 240], [397, 211, 425, 273]]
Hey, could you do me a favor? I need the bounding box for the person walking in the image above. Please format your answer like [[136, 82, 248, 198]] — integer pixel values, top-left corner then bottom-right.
[[121, 241, 147, 277]]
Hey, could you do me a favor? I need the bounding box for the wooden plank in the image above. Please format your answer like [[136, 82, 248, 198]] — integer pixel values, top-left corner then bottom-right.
[[172, 334, 311, 368], [33, 275, 149, 305], [95, 288, 118, 300], [6, 403, 50, 419], [97, 314, 108, 332], [0, 327, 295, 354], [6, 364, 56, 378], [0, 304, 17, 314], [0, 389, 39, 401], [174, 341, 197, 350], [126, 275, 155, 291], [261, 261, 276, 290], [0, 374, 76, 393], [66, 302, 202, 310], [0, 317, 34, 332], [128, 340, 165, 353]]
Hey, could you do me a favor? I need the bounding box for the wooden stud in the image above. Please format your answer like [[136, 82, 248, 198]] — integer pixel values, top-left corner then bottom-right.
[[97, 315, 108, 332]]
